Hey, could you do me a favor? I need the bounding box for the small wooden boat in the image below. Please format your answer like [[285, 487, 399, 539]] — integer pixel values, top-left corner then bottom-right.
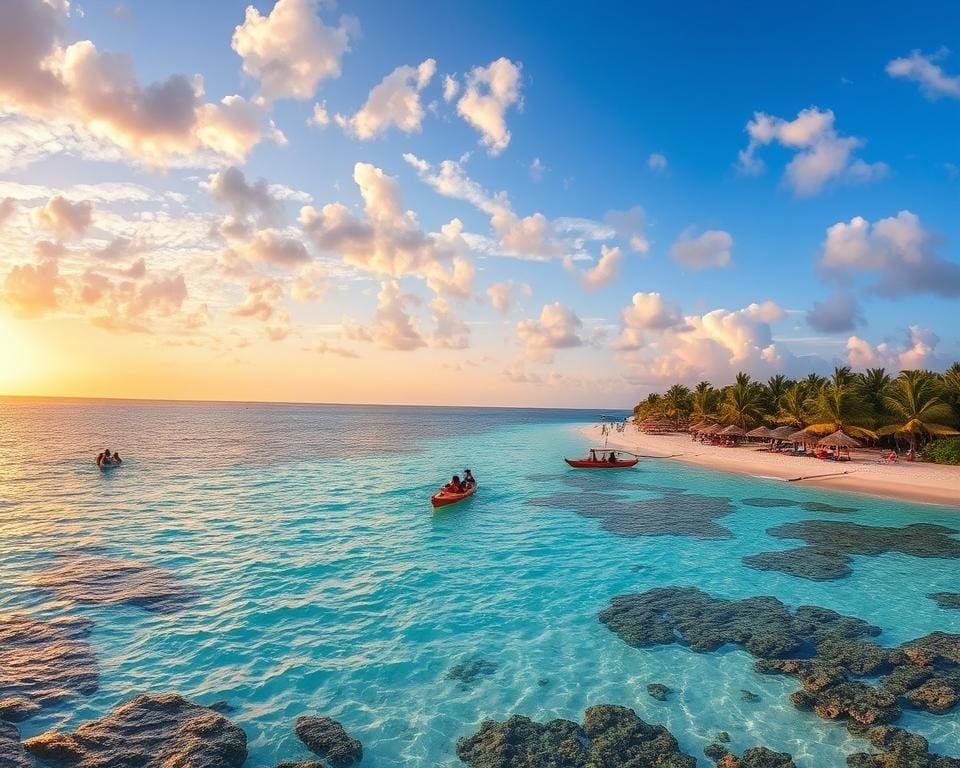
[[564, 450, 637, 469], [431, 483, 477, 508]]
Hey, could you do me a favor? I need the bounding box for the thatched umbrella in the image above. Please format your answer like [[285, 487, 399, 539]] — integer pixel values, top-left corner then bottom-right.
[[789, 427, 820, 444], [817, 430, 862, 449], [769, 425, 799, 441], [719, 424, 746, 437], [699, 423, 721, 435], [689, 420, 712, 433], [746, 426, 772, 439]]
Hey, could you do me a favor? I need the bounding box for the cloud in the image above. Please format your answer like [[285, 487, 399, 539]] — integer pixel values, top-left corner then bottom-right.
[[299, 162, 474, 297], [205, 166, 283, 225], [242, 228, 311, 268], [820, 210, 960, 297], [805, 292, 862, 333], [0, 2, 283, 166], [336, 59, 436, 139], [529, 157, 546, 182], [455, 57, 522, 155], [516, 302, 583, 362], [3, 257, 60, 317], [0, 197, 16, 226], [35, 195, 94, 238], [309, 101, 330, 126], [738, 107, 888, 196], [845, 326, 941, 371], [573, 244, 622, 290], [429, 297, 469, 349], [231, 0, 354, 101], [486, 279, 531, 314], [233, 275, 284, 321], [669, 227, 732, 269], [886, 48, 960, 99], [648, 152, 668, 172], [604, 206, 650, 254], [612, 291, 687, 351], [308, 340, 358, 358], [345, 280, 425, 351]]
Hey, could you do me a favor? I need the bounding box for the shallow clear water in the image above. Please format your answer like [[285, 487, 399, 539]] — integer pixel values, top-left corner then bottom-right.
[[1, 399, 958, 767]]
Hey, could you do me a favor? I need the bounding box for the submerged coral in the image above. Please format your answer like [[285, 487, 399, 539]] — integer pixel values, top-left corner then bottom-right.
[[446, 658, 498, 686]]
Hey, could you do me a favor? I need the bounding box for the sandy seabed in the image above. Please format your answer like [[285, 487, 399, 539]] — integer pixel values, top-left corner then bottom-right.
[[581, 425, 960, 507]]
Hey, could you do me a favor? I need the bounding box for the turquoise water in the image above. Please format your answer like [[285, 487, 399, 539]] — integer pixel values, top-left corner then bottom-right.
[[1, 400, 958, 766]]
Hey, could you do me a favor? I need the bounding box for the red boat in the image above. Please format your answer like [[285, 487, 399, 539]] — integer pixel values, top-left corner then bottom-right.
[[431, 483, 478, 508], [565, 450, 638, 468]]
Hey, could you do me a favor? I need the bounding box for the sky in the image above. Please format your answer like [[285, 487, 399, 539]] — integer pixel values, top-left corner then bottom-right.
[[0, 0, 959, 408]]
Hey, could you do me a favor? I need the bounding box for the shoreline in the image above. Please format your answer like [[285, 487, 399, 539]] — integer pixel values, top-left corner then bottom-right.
[[579, 425, 960, 507]]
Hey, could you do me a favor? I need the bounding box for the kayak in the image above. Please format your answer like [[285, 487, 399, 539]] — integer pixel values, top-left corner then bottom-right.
[[564, 458, 638, 468], [431, 483, 477, 508]]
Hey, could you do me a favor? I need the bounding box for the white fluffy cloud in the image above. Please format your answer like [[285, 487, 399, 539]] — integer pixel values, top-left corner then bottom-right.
[[455, 57, 522, 155], [344, 280, 425, 351], [612, 291, 686, 351], [336, 59, 436, 139], [738, 107, 888, 196], [648, 152, 668, 172], [820, 210, 960, 297], [486, 279, 531, 314], [516, 302, 583, 362], [669, 227, 732, 269], [205, 166, 283, 229], [846, 326, 941, 371], [299, 162, 474, 297], [231, 0, 354, 101], [0, 0, 284, 166], [886, 49, 960, 99], [574, 244, 622, 290], [35, 195, 93, 238]]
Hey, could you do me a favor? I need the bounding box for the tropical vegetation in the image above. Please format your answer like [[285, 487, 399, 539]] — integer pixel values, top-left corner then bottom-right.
[[633, 363, 960, 463]]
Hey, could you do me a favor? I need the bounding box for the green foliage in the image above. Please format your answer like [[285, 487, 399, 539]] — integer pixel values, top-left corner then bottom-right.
[[922, 438, 960, 465]]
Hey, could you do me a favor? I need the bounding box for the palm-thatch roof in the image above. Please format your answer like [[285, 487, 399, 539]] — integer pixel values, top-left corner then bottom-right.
[[698, 423, 721, 435], [719, 424, 747, 437], [689, 420, 713, 433], [817, 429, 862, 449], [768, 426, 799, 440], [746, 426, 772, 438], [789, 427, 820, 443]]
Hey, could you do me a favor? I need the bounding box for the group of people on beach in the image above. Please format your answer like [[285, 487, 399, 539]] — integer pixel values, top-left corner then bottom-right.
[[96, 448, 122, 467], [443, 469, 476, 493]]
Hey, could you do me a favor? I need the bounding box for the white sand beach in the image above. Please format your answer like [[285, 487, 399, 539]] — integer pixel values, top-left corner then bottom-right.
[[580, 425, 960, 507]]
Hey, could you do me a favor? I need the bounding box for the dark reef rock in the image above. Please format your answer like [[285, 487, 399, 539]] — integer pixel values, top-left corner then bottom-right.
[[740, 690, 760, 703], [741, 498, 856, 514], [0, 615, 97, 712], [743, 521, 960, 581], [0, 698, 40, 723], [790, 680, 901, 726], [529, 489, 737, 539], [845, 724, 960, 767], [33, 555, 197, 613], [717, 731, 731, 743], [274, 763, 323, 768], [456, 704, 696, 767], [23, 693, 246, 767], [294, 716, 362, 768], [598, 587, 879, 658], [646, 683, 671, 701], [1, 720, 34, 768], [705, 745, 795, 768], [446, 658, 497, 686], [705, 742, 729, 761], [930, 592, 960, 611]]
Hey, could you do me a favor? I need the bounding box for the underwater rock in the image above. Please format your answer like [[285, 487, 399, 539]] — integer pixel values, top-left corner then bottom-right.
[[0, 615, 97, 712], [294, 716, 362, 768], [456, 704, 696, 767], [930, 593, 960, 611], [705, 742, 730, 761], [790, 680, 901, 726], [902, 633, 960, 666], [32, 555, 197, 613], [845, 724, 960, 767], [0, 697, 40, 723], [741, 498, 856, 514], [529, 490, 737, 539], [646, 683, 671, 701], [740, 690, 760, 703], [446, 658, 497, 686], [1, 720, 34, 768], [815, 637, 897, 676], [23, 693, 246, 767], [744, 521, 960, 581], [274, 763, 323, 768], [718, 731, 731, 743], [598, 587, 879, 658], [737, 747, 796, 767]]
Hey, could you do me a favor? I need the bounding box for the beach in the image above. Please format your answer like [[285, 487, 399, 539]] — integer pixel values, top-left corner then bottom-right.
[[583, 425, 960, 507]]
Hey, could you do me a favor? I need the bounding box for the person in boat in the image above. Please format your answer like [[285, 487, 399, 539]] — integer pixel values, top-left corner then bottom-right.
[[588, 449, 597, 462], [444, 474, 464, 493], [462, 469, 475, 488], [607, 451, 618, 463]]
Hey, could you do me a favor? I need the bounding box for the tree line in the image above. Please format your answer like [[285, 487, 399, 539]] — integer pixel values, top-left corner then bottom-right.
[[633, 364, 960, 457]]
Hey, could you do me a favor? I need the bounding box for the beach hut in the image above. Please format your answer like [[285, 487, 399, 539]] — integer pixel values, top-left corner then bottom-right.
[[788, 427, 821, 446], [689, 420, 712, 433], [768, 425, 798, 441], [816, 429, 861, 462], [719, 424, 747, 437], [746, 426, 772, 439]]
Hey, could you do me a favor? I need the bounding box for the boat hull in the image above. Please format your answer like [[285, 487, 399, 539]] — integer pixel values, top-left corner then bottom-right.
[[431, 484, 477, 508], [564, 458, 638, 468]]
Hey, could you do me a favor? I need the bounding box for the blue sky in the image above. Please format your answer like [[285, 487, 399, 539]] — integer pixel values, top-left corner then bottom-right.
[[0, 0, 958, 405]]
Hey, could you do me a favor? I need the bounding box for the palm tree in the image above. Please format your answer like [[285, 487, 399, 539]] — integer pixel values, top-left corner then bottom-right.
[[721, 372, 765, 428], [777, 382, 813, 428], [858, 368, 892, 427], [764, 374, 791, 418], [942, 362, 960, 429], [690, 381, 719, 422], [662, 383, 692, 427], [807, 367, 877, 439], [879, 370, 959, 453], [803, 372, 828, 393]]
